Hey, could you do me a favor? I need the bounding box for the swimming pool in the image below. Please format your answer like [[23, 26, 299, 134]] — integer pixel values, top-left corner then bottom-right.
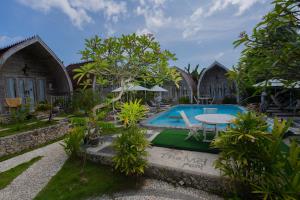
[[142, 104, 247, 129]]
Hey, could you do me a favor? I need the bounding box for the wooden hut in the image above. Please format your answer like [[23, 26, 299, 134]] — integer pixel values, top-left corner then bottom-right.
[[197, 61, 236, 103], [0, 36, 73, 114], [161, 67, 196, 103]]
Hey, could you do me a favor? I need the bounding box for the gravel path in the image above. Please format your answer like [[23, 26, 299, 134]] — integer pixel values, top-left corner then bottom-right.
[[92, 179, 223, 200], [0, 141, 68, 200]]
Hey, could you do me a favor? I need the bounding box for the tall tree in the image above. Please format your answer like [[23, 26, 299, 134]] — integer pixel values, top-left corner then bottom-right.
[[74, 33, 181, 116], [184, 63, 201, 85], [231, 0, 300, 90]]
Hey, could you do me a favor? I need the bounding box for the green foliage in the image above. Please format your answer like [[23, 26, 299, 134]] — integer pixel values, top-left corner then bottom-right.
[[212, 112, 300, 199], [10, 104, 31, 123], [184, 63, 200, 85], [70, 117, 87, 127], [118, 99, 148, 127], [70, 89, 101, 114], [113, 126, 150, 176], [231, 0, 300, 92], [35, 103, 51, 112], [222, 96, 237, 104], [97, 121, 117, 134], [62, 127, 85, 157], [178, 96, 190, 104], [74, 33, 181, 89]]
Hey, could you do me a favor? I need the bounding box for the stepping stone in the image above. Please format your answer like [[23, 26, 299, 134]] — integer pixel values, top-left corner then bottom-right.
[[52, 117, 66, 121], [26, 122, 37, 126]]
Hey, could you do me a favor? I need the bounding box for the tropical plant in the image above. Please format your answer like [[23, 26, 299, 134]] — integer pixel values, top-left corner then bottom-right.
[[10, 103, 31, 123], [231, 0, 300, 92], [212, 112, 300, 199], [73, 33, 181, 116], [70, 117, 87, 127], [62, 127, 85, 157], [185, 63, 201, 85], [70, 89, 101, 115], [113, 126, 150, 176], [118, 99, 148, 127], [35, 102, 51, 112], [178, 96, 190, 104]]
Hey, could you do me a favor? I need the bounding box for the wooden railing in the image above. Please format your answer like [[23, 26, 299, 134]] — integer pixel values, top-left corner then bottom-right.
[[49, 95, 70, 109]]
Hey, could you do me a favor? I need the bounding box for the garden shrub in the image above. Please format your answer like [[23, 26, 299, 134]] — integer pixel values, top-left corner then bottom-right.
[[62, 127, 85, 157], [113, 126, 150, 176], [70, 89, 101, 115], [222, 96, 237, 104], [70, 117, 87, 127], [178, 96, 190, 104], [35, 102, 51, 112], [10, 103, 31, 123], [118, 99, 148, 127], [212, 112, 300, 199]]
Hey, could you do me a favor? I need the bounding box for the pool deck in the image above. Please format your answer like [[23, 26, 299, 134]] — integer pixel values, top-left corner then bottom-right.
[[84, 130, 230, 195]]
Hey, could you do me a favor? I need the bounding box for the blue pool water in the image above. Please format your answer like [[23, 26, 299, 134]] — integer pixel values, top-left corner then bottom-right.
[[144, 105, 246, 128]]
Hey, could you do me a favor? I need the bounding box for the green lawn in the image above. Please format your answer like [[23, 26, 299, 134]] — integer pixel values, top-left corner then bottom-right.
[[34, 158, 141, 200], [152, 129, 290, 154], [0, 156, 42, 189], [0, 120, 58, 138], [151, 129, 219, 154]]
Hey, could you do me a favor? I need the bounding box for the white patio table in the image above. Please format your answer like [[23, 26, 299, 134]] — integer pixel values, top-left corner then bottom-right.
[[195, 114, 236, 142]]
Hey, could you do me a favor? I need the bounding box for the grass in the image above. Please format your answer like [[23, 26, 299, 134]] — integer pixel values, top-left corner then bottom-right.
[[34, 158, 140, 200], [0, 135, 66, 162], [0, 120, 58, 138], [0, 156, 42, 189], [151, 129, 219, 154], [152, 129, 290, 154]]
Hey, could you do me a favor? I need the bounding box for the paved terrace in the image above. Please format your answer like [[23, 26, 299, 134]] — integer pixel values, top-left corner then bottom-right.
[[85, 130, 229, 195]]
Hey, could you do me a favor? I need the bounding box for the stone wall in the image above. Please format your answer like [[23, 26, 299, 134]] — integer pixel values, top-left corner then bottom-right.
[[0, 121, 69, 157], [84, 150, 232, 196]]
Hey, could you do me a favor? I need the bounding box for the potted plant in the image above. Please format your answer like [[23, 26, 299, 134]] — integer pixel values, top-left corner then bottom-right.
[[85, 117, 101, 147]]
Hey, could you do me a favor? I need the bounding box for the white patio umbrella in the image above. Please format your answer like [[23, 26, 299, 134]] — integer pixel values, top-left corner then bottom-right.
[[149, 85, 168, 92], [253, 79, 300, 88], [112, 84, 149, 92]]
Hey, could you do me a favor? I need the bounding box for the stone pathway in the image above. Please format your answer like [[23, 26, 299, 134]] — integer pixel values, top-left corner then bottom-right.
[[0, 141, 68, 200], [92, 179, 222, 200]]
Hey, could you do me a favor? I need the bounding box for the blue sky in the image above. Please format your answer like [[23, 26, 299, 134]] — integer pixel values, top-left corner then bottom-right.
[[0, 0, 272, 70]]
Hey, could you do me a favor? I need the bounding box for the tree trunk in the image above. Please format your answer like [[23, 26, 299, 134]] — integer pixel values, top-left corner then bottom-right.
[[91, 78, 131, 117]]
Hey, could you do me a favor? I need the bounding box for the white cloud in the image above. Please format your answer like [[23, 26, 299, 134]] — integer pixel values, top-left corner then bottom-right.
[[181, 0, 263, 39], [18, 0, 127, 28], [135, 0, 172, 31], [136, 28, 152, 36], [206, 0, 261, 16]]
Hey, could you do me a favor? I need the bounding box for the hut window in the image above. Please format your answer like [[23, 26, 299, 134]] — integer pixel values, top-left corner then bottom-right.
[[38, 79, 46, 102], [18, 79, 26, 104], [6, 78, 17, 98]]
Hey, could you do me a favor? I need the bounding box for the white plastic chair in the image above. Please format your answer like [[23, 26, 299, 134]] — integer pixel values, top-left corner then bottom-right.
[[179, 111, 202, 140], [202, 108, 218, 142]]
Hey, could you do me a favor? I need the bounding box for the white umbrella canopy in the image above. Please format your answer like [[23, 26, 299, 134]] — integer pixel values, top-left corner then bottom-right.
[[112, 84, 149, 92], [149, 85, 168, 92], [253, 79, 300, 88]]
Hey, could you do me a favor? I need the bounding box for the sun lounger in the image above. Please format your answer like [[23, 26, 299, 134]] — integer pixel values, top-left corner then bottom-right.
[[179, 111, 202, 140]]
